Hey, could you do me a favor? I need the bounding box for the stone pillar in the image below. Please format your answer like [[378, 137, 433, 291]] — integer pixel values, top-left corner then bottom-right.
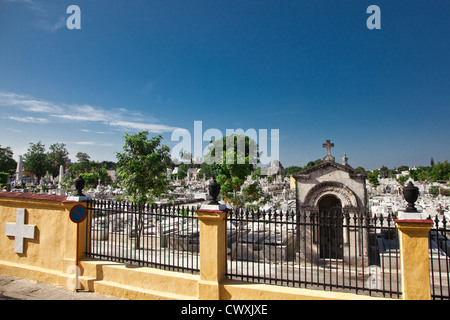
[[195, 207, 228, 300], [395, 213, 433, 300]]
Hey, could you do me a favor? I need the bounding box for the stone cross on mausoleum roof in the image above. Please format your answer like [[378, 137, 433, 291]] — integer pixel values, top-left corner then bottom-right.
[[322, 139, 335, 162]]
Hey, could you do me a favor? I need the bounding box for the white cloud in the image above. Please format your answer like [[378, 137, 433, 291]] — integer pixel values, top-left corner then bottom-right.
[[5, 128, 23, 133], [72, 141, 115, 147], [35, 15, 66, 32], [72, 141, 95, 145], [0, 92, 63, 114], [0, 91, 178, 134], [7, 116, 49, 123], [3, 0, 65, 32], [108, 120, 178, 133]]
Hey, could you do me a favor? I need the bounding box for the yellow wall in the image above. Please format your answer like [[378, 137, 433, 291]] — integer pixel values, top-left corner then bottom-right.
[[0, 193, 433, 300], [396, 219, 433, 300], [0, 193, 81, 288]]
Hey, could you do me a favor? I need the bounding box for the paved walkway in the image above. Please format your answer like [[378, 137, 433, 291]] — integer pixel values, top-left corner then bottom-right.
[[0, 274, 123, 300]]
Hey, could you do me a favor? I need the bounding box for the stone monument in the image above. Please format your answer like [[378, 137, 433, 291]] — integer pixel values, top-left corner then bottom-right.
[[293, 140, 368, 265]]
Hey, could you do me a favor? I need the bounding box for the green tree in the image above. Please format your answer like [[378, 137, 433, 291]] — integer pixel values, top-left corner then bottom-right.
[[116, 131, 171, 248], [430, 160, 450, 181], [80, 172, 97, 188], [198, 162, 214, 180], [0, 145, 17, 175], [0, 172, 9, 187], [397, 165, 409, 173], [354, 166, 367, 174], [409, 166, 431, 182], [395, 175, 409, 187], [23, 142, 48, 183], [284, 166, 303, 176], [47, 143, 69, 178], [176, 164, 188, 180], [368, 170, 380, 188], [379, 165, 389, 178], [301, 159, 322, 171], [203, 134, 260, 208], [93, 166, 112, 185], [116, 131, 171, 204], [69, 152, 92, 177]]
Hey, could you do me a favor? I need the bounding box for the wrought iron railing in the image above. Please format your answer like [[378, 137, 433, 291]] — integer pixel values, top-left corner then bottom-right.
[[85, 199, 200, 274], [429, 214, 450, 300], [84, 199, 449, 300], [226, 208, 402, 298]]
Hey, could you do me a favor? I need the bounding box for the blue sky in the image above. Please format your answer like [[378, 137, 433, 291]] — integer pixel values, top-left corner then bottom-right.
[[0, 0, 449, 170]]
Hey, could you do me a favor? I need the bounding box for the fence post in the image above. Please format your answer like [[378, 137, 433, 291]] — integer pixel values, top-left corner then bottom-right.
[[395, 215, 433, 300], [195, 207, 228, 300]]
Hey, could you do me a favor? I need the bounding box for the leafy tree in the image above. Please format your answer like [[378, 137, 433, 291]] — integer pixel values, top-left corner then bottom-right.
[[69, 152, 92, 177], [23, 142, 48, 183], [77, 166, 111, 188], [116, 131, 171, 248], [198, 162, 214, 180], [176, 164, 188, 180], [396, 165, 409, 173], [80, 172, 97, 187], [429, 185, 450, 197], [284, 166, 302, 176], [379, 165, 389, 178], [355, 166, 367, 174], [430, 160, 450, 182], [302, 159, 322, 171], [395, 175, 409, 187], [203, 134, 261, 208], [409, 166, 431, 182], [47, 143, 69, 178], [251, 166, 262, 180], [116, 131, 171, 204], [0, 145, 17, 175], [0, 172, 9, 186], [93, 166, 112, 185], [368, 170, 380, 188]]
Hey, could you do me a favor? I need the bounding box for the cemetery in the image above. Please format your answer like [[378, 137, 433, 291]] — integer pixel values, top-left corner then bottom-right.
[[0, 140, 449, 300]]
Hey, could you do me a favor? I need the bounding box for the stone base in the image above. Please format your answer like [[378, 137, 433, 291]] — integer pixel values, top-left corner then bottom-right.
[[66, 195, 92, 202], [397, 210, 429, 221], [200, 203, 227, 211]]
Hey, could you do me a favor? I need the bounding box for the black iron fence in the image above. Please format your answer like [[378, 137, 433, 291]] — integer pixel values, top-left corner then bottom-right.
[[429, 215, 450, 300], [84, 199, 449, 300], [85, 199, 200, 274], [226, 208, 402, 298]]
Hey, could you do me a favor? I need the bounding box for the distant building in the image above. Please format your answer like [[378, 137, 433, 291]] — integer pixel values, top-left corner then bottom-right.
[[261, 160, 285, 182]]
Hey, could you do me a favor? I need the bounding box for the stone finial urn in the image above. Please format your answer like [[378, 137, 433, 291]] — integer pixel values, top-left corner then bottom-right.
[[403, 181, 419, 212], [74, 175, 85, 196], [208, 177, 220, 205]]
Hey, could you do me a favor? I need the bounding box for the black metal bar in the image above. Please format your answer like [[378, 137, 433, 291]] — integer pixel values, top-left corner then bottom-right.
[[85, 199, 200, 274]]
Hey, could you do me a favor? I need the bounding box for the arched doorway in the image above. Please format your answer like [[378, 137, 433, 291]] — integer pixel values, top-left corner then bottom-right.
[[318, 195, 343, 259]]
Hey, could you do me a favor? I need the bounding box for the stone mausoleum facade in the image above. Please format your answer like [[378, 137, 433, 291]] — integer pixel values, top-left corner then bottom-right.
[[293, 140, 369, 266]]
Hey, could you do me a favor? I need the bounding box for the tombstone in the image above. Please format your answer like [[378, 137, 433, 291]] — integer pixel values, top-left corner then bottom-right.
[[263, 231, 297, 261], [169, 227, 200, 252], [56, 165, 66, 196], [15, 155, 23, 186], [91, 216, 109, 240]]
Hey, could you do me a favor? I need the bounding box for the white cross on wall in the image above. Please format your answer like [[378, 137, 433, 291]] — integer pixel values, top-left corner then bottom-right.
[[5, 209, 36, 254]]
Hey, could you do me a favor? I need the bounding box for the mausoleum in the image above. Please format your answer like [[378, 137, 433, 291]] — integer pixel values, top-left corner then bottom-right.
[[293, 140, 369, 265]]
